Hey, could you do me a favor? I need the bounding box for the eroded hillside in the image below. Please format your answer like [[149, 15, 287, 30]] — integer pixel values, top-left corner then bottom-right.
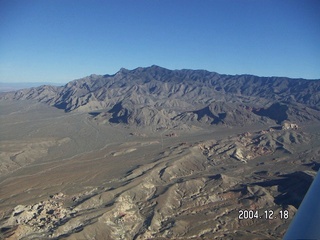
[[1, 120, 319, 239]]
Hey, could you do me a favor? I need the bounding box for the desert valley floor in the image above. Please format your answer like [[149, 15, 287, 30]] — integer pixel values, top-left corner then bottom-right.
[[1, 100, 320, 239]]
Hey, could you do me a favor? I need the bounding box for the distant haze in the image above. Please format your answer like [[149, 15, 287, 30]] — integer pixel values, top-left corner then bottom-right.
[[0, 82, 64, 92]]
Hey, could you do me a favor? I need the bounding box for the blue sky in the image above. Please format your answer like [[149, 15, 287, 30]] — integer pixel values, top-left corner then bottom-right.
[[0, 0, 319, 83]]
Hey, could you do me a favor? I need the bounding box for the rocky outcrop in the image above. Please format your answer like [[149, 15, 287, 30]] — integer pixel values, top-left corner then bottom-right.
[[3, 193, 76, 239], [199, 127, 309, 163], [282, 121, 299, 130]]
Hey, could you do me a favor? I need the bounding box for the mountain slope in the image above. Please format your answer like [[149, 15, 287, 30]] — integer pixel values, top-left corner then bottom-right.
[[1, 65, 319, 127]]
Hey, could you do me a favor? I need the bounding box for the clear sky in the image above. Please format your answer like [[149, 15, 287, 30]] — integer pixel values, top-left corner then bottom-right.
[[0, 0, 319, 83]]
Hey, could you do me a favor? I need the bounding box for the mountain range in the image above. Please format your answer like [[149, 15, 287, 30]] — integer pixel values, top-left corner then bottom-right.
[[1, 65, 320, 128]]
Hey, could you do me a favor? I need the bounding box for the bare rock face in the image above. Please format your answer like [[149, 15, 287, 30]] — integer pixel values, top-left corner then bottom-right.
[[282, 121, 299, 130], [4, 193, 75, 239]]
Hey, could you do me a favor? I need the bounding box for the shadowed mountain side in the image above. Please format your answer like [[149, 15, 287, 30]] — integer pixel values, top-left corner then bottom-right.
[[174, 102, 267, 126], [252, 171, 316, 209], [253, 102, 289, 124], [88, 100, 320, 128], [253, 102, 320, 124]]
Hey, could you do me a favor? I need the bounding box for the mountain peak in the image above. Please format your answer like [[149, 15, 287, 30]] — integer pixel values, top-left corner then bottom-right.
[[149, 64, 166, 69], [147, 65, 171, 72], [118, 67, 129, 73]]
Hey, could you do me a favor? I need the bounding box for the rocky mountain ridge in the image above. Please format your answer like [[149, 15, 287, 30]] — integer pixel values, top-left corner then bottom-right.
[[1, 65, 320, 128]]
